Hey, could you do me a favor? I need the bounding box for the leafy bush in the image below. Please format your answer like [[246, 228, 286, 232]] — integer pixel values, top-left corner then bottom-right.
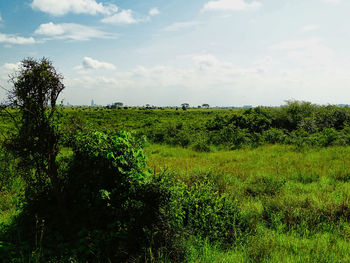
[[192, 137, 211, 152], [182, 179, 243, 243], [160, 173, 247, 245], [60, 131, 176, 261], [1, 131, 185, 262], [262, 128, 287, 144], [220, 125, 252, 149], [316, 128, 339, 147]]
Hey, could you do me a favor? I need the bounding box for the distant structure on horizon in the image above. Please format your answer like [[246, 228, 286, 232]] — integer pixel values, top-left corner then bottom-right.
[[91, 99, 95, 107]]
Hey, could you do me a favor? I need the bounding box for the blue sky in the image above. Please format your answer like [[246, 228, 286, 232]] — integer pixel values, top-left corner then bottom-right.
[[0, 0, 349, 106]]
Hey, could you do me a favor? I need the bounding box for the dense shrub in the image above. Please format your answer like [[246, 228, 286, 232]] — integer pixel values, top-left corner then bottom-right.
[[58, 131, 178, 261], [220, 125, 252, 149], [182, 178, 244, 243], [0, 131, 186, 262], [158, 173, 247, 245], [192, 136, 211, 152], [262, 128, 287, 144]]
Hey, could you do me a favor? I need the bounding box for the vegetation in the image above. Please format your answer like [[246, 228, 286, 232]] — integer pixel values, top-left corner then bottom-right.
[[1, 59, 350, 262]]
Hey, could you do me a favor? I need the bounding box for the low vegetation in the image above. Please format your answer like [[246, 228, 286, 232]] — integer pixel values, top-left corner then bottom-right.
[[1, 58, 350, 262]]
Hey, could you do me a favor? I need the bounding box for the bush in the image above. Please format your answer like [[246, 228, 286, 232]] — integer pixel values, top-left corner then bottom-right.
[[316, 128, 339, 147], [220, 125, 252, 149], [60, 131, 175, 261], [182, 179, 243, 243], [262, 128, 286, 144], [192, 138, 211, 152], [161, 173, 247, 245], [1, 131, 184, 262]]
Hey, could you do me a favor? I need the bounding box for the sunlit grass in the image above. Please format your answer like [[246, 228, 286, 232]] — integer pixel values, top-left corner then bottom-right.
[[145, 144, 350, 262], [3, 142, 350, 261]]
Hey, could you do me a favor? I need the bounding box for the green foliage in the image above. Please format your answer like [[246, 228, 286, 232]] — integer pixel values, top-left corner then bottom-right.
[[5, 58, 64, 199], [6, 101, 350, 150], [220, 125, 252, 149], [34, 131, 187, 262], [4, 99, 350, 261], [146, 144, 350, 262], [181, 176, 244, 243], [262, 128, 287, 144], [192, 136, 211, 152]]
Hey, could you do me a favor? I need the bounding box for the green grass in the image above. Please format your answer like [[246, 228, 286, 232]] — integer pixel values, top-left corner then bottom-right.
[[2, 142, 350, 261], [3, 106, 350, 261], [145, 144, 350, 262], [0, 176, 24, 227]]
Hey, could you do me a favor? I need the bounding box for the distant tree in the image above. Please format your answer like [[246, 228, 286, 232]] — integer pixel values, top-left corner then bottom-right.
[[6, 57, 64, 199], [114, 102, 123, 107], [202, 103, 210, 108], [181, 103, 189, 108]]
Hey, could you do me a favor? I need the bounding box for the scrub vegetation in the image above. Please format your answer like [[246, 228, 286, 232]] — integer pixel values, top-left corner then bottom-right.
[[1, 58, 350, 262]]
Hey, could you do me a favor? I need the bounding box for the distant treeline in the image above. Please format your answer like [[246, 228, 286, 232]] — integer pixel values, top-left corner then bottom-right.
[[58, 101, 350, 150]]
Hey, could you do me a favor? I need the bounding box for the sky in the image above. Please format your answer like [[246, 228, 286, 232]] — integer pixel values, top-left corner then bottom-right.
[[0, 0, 350, 107]]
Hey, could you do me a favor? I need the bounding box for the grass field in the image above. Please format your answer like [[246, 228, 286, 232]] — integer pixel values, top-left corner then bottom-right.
[[2, 106, 350, 262], [145, 144, 350, 262]]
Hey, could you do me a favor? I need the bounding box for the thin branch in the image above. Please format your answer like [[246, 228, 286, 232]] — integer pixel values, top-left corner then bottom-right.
[[0, 84, 9, 93]]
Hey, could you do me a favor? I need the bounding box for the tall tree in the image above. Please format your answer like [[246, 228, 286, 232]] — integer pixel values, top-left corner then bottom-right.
[[7, 57, 65, 197]]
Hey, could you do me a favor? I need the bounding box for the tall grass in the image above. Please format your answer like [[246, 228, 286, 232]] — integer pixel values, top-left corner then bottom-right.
[[145, 144, 350, 262]]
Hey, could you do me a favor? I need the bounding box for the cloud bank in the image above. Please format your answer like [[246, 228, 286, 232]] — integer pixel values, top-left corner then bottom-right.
[[30, 0, 118, 16], [35, 22, 115, 41], [81, 57, 116, 70], [202, 0, 261, 12], [0, 33, 35, 45]]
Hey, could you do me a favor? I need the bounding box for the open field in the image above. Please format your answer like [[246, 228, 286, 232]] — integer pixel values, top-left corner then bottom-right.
[[145, 144, 350, 262], [4, 2, 350, 261], [2, 105, 350, 262]]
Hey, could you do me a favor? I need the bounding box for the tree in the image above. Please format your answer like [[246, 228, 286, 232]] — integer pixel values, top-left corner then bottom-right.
[[181, 103, 189, 110], [7, 57, 65, 198], [202, 103, 210, 108], [114, 102, 123, 107]]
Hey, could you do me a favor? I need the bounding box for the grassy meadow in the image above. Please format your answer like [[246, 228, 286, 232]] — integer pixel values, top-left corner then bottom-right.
[[145, 144, 350, 262], [2, 103, 350, 262]]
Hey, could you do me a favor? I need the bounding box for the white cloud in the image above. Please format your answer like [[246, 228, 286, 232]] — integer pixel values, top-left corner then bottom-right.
[[252, 56, 276, 73], [72, 54, 259, 94], [80, 57, 116, 70], [30, 0, 118, 16], [270, 38, 322, 51], [0, 62, 20, 99], [0, 14, 2, 22], [149, 8, 160, 16], [202, 0, 261, 12], [0, 33, 36, 45], [270, 38, 336, 69], [64, 52, 350, 106], [101, 9, 141, 24], [34, 22, 115, 41], [0, 63, 20, 81], [163, 21, 199, 31], [65, 54, 285, 106], [300, 25, 319, 33]]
